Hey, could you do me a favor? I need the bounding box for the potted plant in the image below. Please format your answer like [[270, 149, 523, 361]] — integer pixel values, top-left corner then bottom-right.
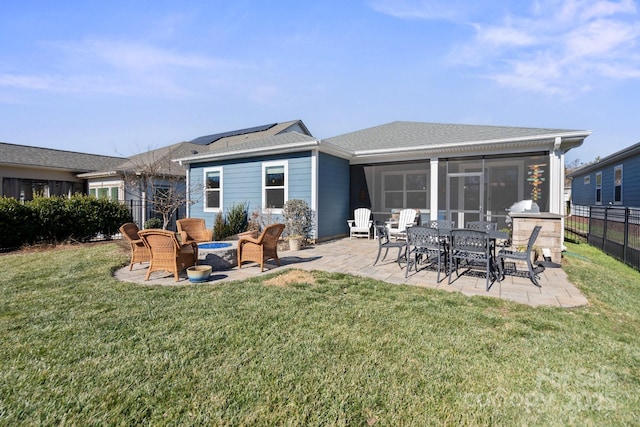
[[282, 199, 312, 251]]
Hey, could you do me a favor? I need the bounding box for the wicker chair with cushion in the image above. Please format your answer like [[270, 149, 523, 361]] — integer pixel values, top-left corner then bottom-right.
[[237, 223, 285, 272], [177, 218, 213, 244], [119, 222, 151, 271], [138, 229, 198, 281]]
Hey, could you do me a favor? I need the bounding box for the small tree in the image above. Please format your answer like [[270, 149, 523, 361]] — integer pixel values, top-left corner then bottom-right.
[[121, 147, 196, 230]]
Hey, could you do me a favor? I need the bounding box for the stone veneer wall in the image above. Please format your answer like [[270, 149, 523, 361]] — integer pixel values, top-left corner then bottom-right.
[[510, 213, 563, 263]]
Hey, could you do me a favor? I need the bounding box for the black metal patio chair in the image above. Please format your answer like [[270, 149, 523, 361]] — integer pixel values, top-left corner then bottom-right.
[[427, 219, 455, 230], [497, 225, 543, 287], [405, 226, 447, 282], [465, 221, 498, 231], [373, 222, 406, 266], [448, 229, 495, 291]]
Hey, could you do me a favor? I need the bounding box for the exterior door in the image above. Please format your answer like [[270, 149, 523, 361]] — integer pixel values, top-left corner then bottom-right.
[[447, 172, 484, 227]]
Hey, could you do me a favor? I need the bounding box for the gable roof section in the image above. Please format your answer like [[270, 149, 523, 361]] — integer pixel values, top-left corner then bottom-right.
[[325, 121, 590, 157], [79, 141, 200, 178], [189, 123, 278, 145], [80, 120, 313, 177], [175, 132, 329, 164], [0, 142, 124, 172], [190, 120, 311, 151]]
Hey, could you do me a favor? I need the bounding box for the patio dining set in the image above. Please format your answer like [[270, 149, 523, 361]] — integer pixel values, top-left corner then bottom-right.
[[349, 207, 543, 292]]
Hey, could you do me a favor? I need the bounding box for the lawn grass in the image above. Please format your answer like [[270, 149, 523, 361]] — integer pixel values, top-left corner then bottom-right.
[[1, 241, 639, 425]]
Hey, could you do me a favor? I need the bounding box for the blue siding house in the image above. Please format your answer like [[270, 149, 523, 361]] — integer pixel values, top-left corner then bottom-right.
[[176, 120, 591, 241], [176, 121, 352, 241], [569, 142, 640, 208]]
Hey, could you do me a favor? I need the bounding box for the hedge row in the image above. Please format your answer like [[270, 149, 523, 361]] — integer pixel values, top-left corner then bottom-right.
[[0, 195, 133, 249]]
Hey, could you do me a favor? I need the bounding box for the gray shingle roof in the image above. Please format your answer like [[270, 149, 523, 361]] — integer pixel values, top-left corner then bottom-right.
[[0, 142, 124, 172], [189, 123, 278, 145], [190, 120, 311, 151], [93, 142, 201, 177], [324, 121, 586, 152], [175, 132, 318, 163]]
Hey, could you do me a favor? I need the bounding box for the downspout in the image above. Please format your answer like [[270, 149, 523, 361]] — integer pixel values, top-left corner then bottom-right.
[[185, 168, 191, 218], [141, 185, 147, 228], [311, 149, 318, 240], [550, 136, 566, 247]]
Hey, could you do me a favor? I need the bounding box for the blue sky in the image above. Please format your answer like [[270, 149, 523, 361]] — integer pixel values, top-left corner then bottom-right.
[[1, 0, 639, 163]]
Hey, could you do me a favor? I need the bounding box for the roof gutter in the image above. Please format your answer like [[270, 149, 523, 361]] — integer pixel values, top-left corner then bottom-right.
[[352, 131, 591, 157], [76, 170, 120, 179], [174, 139, 352, 164]]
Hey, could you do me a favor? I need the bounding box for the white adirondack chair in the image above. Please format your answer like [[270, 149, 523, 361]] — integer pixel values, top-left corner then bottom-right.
[[347, 208, 373, 239], [387, 208, 418, 240]]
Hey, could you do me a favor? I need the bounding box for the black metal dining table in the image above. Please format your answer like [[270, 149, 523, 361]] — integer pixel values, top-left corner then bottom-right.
[[425, 227, 509, 286]]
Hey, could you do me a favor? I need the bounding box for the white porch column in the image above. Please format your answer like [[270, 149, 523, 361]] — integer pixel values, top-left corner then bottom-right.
[[430, 158, 439, 221], [550, 136, 567, 246], [548, 137, 563, 215]]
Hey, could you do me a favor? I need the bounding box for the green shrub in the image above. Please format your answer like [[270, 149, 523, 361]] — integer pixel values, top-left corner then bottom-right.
[[94, 198, 132, 237], [144, 218, 163, 229], [0, 197, 33, 248], [66, 195, 102, 241], [0, 195, 133, 248], [226, 202, 248, 236], [212, 211, 229, 240], [29, 196, 70, 243]]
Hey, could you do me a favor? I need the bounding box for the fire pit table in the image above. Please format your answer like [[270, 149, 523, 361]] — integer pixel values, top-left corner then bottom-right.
[[197, 242, 237, 270]]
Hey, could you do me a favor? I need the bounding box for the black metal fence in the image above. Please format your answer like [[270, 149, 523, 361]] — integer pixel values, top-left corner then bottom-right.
[[565, 205, 640, 271]]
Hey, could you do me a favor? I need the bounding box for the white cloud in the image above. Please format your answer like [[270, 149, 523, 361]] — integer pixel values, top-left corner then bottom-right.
[[470, 1, 640, 94], [0, 38, 243, 98], [372, 0, 640, 94], [368, 0, 469, 21], [473, 24, 538, 47], [564, 19, 640, 59]]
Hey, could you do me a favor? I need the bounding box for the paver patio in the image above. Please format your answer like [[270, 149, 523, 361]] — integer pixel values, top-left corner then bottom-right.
[[114, 237, 589, 308]]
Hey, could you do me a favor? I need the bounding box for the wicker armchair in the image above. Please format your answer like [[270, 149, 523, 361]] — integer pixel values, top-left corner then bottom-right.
[[237, 223, 285, 272], [119, 222, 151, 270], [138, 229, 198, 281], [177, 218, 213, 244]]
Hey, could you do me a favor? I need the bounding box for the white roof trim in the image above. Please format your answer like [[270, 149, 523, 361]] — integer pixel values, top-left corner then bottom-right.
[[352, 131, 591, 157]]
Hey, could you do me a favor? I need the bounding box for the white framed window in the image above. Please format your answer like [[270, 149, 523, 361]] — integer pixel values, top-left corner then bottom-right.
[[262, 161, 288, 212], [88, 183, 121, 201], [583, 175, 590, 185], [382, 170, 428, 210], [595, 172, 602, 205], [203, 167, 223, 212], [614, 165, 623, 204]]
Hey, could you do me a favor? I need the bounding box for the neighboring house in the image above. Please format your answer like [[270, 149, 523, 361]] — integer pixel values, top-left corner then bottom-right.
[[568, 141, 640, 208], [79, 120, 311, 228], [175, 121, 591, 241], [0, 142, 123, 201]]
